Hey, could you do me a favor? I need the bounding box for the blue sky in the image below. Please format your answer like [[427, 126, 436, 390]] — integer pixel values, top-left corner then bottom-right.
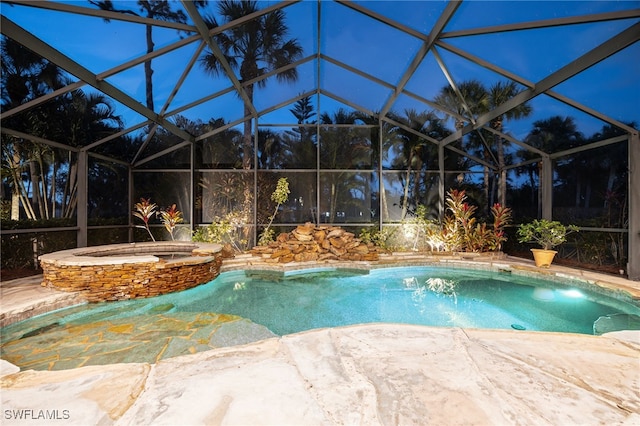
[[2, 0, 639, 143]]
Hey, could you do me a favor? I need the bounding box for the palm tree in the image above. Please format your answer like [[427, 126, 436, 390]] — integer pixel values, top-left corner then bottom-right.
[[1, 136, 37, 219], [1, 38, 64, 109], [257, 128, 285, 169], [286, 95, 316, 148], [199, 0, 303, 170], [434, 79, 488, 133], [2, 36, 65, 219], [435, 80, 532, 209], [282, 96, 317, 169], [318, 108, 371, 222], [519, 116, 582, 216], [587, 123, 633, 202], [486, 81, 532, 206], [434, 80, 490, 207], [1, 90, 124, 220], [386, 109, 445, 220], [176, 115, 245, 224]]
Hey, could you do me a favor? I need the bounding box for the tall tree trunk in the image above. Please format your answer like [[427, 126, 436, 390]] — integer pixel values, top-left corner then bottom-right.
[[330, 181, 337, 222], [482, 144, 490, 215], [50, 159, 57, 218], [490, 173, 497, 210], [585, 183, 591, 208], [483, 165, 489, 214], [401, 150, 413, 221], [36, 152, 50, 219], [11, 191, 20, 220], [239, 84, 254, 245], [497, 139, 506, 206], [16, 174, 36, 220], [605, 165, 616, 206], [65, 184, 78, 219], [491, 117, 507, 207], [8, 143, 37, 219], [242, 84, 254, 170], [380, 177, 389, 222], [10, 148, 21, 220], [61, 152, 71, 217], [575, 178, 582, 207], [64, 159, 78, 218], [529, 166, 536, 210], [28, 160, 44, 219]]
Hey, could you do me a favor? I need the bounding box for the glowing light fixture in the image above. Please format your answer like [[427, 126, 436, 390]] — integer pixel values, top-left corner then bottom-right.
[[560, 289, 584, 299], [532, 287, 555, 301]]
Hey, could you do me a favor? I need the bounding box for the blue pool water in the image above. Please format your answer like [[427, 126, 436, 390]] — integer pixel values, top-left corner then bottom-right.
[[4, 266, 639, 339]]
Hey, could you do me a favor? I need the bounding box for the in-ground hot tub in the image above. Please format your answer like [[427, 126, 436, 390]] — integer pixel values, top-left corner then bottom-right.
[[39, 242, 225, 302]]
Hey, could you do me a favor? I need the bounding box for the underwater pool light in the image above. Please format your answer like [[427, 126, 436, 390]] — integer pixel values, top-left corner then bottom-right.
[[560, 289, 585, 299]]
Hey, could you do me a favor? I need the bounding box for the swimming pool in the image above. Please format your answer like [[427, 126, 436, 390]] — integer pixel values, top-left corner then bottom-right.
[[174, 266, 640, 335], [4, 266, 640, 341]]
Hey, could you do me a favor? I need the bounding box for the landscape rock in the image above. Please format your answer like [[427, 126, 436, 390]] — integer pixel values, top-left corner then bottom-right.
[[251, 224, 383, 263]]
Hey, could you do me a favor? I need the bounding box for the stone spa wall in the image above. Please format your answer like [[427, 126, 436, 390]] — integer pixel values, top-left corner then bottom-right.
[[39, 242, 224, 302]]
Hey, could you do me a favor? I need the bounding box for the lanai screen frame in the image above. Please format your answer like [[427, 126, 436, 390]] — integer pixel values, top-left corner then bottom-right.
[[1, 1, 638, 279]]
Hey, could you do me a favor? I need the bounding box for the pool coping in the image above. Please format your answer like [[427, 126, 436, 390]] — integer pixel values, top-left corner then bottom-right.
[[38, 241, 223, 266]]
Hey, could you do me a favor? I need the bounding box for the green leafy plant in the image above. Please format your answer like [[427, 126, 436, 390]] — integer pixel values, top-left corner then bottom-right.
[[0, 200, 11, 221], [193, 211, 249, 252], [359, 227, 394, 251], [405, 205, 440, 251], [159, 204, 183, 241], [133, 198, 158, 241], [258, 177, 290, 246], [380, 205, 442, 251], [359, 191, 512, 254], [444, 189, 477, 251], [516, 219, 579, 250]]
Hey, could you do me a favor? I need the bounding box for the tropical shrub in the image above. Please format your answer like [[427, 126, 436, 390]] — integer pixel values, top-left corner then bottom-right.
[[133, 198, 158, 241], [359, 227, 394, 251], [361, 190, 511, 253], [375, 205, 443, 252], [258, 177, 290, 246], [516, 219, 579, 250], [133, 198, 184, 241], [159, 204, 184, 241], [192, 211, 250, 253], [444, 189, 512, 252]]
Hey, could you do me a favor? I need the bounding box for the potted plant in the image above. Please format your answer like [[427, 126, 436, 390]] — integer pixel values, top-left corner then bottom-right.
[[516, 219, 579, 267]]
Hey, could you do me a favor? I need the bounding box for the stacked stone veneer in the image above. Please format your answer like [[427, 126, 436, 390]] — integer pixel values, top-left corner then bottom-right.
[[39, 242, 224, 302], [250, 223, 383, 263]]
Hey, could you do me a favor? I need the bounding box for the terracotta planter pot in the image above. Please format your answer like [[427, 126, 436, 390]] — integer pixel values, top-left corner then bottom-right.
[[531, 248, 557, 268]]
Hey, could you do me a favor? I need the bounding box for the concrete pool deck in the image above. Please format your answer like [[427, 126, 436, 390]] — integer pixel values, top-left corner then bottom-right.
[[1, 254, 639, 425]]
